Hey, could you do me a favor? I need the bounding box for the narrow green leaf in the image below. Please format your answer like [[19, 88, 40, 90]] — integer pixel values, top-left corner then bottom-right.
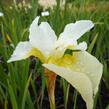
[[88, 33, 98, 53], [7, 80, 18, 109], [21, 73, 32, 109]]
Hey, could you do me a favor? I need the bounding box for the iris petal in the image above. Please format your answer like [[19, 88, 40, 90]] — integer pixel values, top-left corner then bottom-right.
[[7, 42, 33, 63], [59, 20, 94, 41], [51, 51, 103, 95], [29, 17, 57, 58], [71, 51, 103, 94], [43, 64, 93, 109]]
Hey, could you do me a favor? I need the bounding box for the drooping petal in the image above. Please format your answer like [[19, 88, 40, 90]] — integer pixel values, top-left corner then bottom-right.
[[48, 50, 103, 95], [43, 64, 93, 109], [29, 17, 57, 58], [59, 20, 94, 42], [53, 50, 103, 95], [7, 42, 33, 63], [71, 51, 103, 95]]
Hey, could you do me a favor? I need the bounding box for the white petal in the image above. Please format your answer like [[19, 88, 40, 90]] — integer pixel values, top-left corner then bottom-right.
[[76, 41, 87, 50], [7, 42, 32, 63], [52, 40, 77, 58], [53, 40, 87, 59], [29, 17, 57, 57], [54, 20, 94, 58], [59, 20, 94, 41], [43, 64, 93, 109], [72, 51, 103, 95], [29, 16, 40, 33]]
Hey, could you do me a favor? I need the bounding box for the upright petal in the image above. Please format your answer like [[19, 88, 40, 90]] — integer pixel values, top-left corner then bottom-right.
[[29, 16, 40, 33], [29, 17, 57, 58], [59, 20, 94, 41], [43, 64, 93, 109], [7, 42, 33, 63], [54, 20, 93, 58]]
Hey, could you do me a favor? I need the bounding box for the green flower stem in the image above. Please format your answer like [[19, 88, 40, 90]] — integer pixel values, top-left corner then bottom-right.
[[65, 84, 70, 109], [73, 90, 78, 109], [62, 79, 70, 109]]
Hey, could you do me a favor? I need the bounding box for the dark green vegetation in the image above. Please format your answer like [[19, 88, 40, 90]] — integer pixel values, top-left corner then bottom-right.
[[0, 0, 109, 109]]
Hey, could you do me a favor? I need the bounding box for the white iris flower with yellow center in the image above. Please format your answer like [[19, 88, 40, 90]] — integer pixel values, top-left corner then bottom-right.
[[8, 16, 103, 109]]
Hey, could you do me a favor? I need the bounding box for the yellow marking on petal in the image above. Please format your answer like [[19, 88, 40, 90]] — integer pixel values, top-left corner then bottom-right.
[[27, 48, 46, 62], [62, 54, 77, 67], [48, 53, 77, 68], [67, 45, 75, 49]]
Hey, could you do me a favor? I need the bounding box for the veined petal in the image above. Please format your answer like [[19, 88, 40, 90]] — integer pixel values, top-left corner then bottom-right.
[[71, 51, 103, 95], [43, 64, 93, 109], [59, 20, 94, 41], [7, 42, 33, 63], [29, 17, 57, 57]]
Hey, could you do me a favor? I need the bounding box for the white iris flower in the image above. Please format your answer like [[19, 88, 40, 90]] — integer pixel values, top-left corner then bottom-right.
[[8, 16, 103, 109]]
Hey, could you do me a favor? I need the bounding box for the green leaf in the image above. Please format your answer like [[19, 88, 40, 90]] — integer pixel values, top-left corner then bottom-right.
[[7, 80, 18, 109], [21, 73, 32, 109], [88, 33, 98, 53], [106, 104, 109, 109]]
